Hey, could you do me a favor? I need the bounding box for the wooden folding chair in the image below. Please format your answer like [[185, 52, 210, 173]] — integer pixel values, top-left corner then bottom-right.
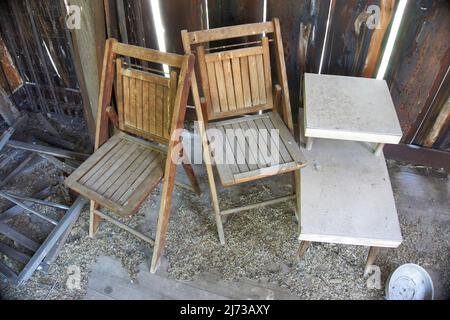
[[65, 39, 198, 272], [182, 19, 307, 244]]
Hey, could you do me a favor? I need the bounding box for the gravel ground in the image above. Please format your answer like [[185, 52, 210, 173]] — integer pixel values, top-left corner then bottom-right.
[[0, 161, 448, 300]]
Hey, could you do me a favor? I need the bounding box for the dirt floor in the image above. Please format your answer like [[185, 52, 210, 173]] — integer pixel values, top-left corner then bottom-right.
[[0, 154, 448, 299]]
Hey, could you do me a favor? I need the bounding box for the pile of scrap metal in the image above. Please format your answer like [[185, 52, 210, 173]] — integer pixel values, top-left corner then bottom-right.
[[0, 110, 89, 286]]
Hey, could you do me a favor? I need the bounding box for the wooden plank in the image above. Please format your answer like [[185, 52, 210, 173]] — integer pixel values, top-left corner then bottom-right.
[[129, 77, 137, 127], [269, 113, 306, 165], [7, 141, 89, 161], [0, 243, 31, 264], [149, 83, 156, 135], [256, 54, 266, 105], [0, 224, 39, 252], [223, 124, 249, 173], [231, 58, 244, 110], [205, 46, 263, 62], [261, 117, 292, 164], [123, 74, 130, 127], [142, 81, 150, 132], [167, 71, 178, 138], [0, 261, 18, 282], [233, 162, 300, 185], [238, 121, 268, 169], [239, 57, 252, 108], [254, 119, 280, 166], [110, 150, 159, 202], [96, 147, 144, 195], [16, 197, 88, 285], [222, 59, 237, 111], [214, 61, 228, 112], [186, 21, 274, 44], [136, 79, 143, 130], [66, 133, 123, 185], [197, 46, 213, 119], [248, 55, 260, 106], [112, 42, 184, 67], [230, 123, 258, 171], [116, 59, 125, 130], [262, 37, 273, 109], [118, 155, 163, 205], [206, 61, 221, 114], [0, 153, 35, 189], [121, 68, 170, 86], [273, 18, 293, 131], [155, 85, 165, 137], [87, 143, 139, 191], [79, 139, 129, 184]]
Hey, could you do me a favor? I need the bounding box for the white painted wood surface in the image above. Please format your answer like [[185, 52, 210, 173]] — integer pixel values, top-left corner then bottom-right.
[[299, 139, 403, 248], [304, 73, 402, 144]]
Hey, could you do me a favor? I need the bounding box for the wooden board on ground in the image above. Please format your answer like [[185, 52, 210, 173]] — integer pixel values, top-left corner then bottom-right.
[[85, 256, 297, 300], [299, 139, 403, 248], [304, 73, 403, 144]]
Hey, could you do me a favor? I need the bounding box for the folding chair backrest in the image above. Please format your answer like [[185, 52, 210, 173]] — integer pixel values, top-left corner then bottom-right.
[[182, 19, 291, 124], [94, 40, 194, 151], [197, 38, 273, 120], [115, 59, 178, 144]]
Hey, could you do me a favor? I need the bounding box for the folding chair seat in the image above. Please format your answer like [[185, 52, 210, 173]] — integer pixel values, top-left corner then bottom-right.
[[182, 19, 307, 244], [65, 39, 197, 273]]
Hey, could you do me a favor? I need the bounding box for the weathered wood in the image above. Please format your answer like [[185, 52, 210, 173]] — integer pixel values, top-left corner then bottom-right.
[[0, 223, 40, 252], [151, 54, 195, 273], [0, 153, 35, 189], [0, 86, 20, 125], [15, 197, 88, 285], [7, 140, 89, 161], [183, 21, 305, 244]]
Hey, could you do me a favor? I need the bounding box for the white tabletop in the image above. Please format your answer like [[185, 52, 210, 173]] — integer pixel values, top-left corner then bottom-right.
[[299, 139, 403, 248], [304, 73, 403, 144]]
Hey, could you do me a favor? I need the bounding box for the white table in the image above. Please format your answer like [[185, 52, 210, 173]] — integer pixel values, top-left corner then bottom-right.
[[303, 73, 403, 155], [297, 138, 403, 273]]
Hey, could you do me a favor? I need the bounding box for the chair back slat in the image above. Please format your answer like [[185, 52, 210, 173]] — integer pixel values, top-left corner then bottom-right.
[[197, 37, 273, 121], [116, 58, 177, 144]]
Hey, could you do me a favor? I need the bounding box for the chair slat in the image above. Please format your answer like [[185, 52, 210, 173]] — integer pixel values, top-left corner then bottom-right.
[[248, 55, 260, 106], [231, 58, 244, 110], [240, 57, 252, 108], [214, 61, 228, 112]]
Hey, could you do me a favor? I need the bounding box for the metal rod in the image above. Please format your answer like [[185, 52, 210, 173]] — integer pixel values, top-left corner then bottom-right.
[[0, 192, 58, 225], [16, 197, 88, 285], [94, 210, 155, 245], [221, 195, 296, 216], [2, 192, 70, 210]]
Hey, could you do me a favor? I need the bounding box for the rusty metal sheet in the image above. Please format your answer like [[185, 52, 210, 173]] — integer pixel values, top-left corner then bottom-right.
[[386, 0, 450, 143]]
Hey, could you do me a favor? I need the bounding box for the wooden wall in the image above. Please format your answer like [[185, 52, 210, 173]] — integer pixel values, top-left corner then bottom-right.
[[0, 0, 448, 152]]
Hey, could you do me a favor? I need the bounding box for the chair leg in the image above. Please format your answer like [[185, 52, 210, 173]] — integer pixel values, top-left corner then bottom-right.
[[296, 241, 311, 261], [182, 163, 201, 196], [89, 200, 101, 238], [205, 163, 225, 245], [293, 170, 301, 223], [365, 246, 381, 275]]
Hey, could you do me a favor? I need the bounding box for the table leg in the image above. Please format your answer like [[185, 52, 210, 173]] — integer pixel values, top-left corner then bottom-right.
[[306, 137, 314, 151], [365, 246, 381, 274], [296, 241, 311, 261], [374, 143, 385, 156]]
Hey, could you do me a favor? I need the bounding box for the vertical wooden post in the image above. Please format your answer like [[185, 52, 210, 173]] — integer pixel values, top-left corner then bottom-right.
[[151, 55, 195, 273]]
